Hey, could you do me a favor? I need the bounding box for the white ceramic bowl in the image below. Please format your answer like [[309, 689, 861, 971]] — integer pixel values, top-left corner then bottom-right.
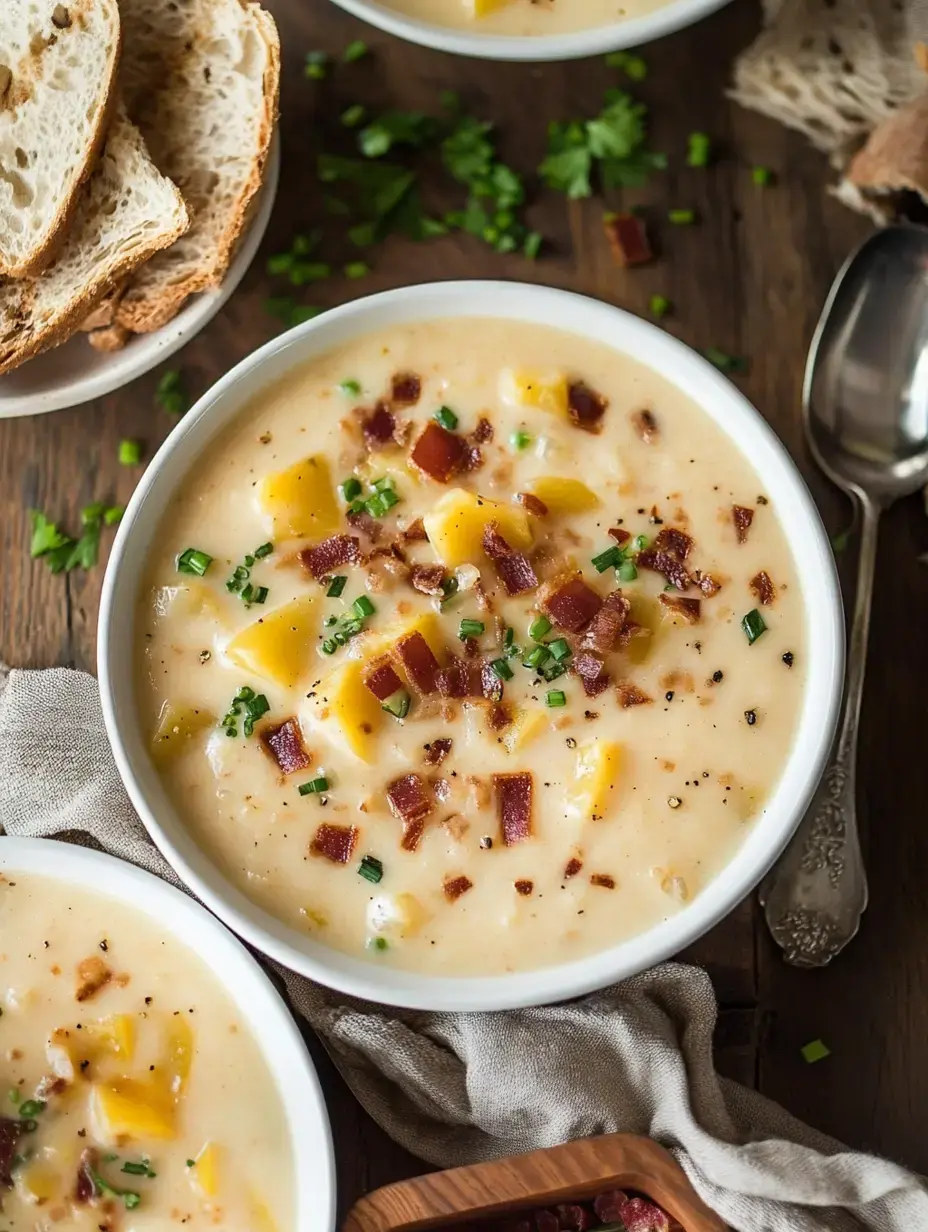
[[328, 0, 729, 61], [0, 138, 280, 419], [0, 836, 336, 1232], [99, 281, 844, 1012]]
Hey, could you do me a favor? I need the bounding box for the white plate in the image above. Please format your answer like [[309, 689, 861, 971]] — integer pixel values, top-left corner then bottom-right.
[[99, 280, 844, 1012], [0, 835, 336, 1232], [328, 0, 730, 61], [0, 138, 280, 419]]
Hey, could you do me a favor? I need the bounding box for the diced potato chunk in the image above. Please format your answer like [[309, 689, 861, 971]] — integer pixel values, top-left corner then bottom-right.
[[92, 1080, 176, 1142], [250, 1191, 280, 1232], [367, 893, 429, 940], [191, 1142, 221, 1199], [565, 740, 622, 822], [499, 368, 569, 418], [259, 454, 340, 541], [17, 1159, 61, 1204], [363, 610, 445, 662], [423, 488, 532, 568], [85, 1014, 135, 1060], [150, 703, 214, 765], [502, 707, 550, 753], [465, 0, 508, 14], [527, 477, 599, 516], [304, 661, 383, 762], [225, 596, 317, 688], [153, 582, 221, 621]]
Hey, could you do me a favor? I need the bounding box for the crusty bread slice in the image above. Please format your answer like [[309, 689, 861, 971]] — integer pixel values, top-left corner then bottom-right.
[[114, 0, 279, 334], [0, 103, 189, 375], [0, 0, 122, 278]]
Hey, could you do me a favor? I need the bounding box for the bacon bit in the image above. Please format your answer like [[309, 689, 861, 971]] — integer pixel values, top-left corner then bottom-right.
[[386, 774, 434, 848], [573, 651, 606, 685], [494, 772, 533, 845], [617, 680, 653, 707], [74, 1148, 97, 1203], [581, 590, 630, 655], [658, 593, 702, 623], [402, 517, 428, 542], [750, 570, 776, 605], [310, 824, 358, 864], [616, 618, 650, 651], [461, 636, 479, 659], [514, 879, 534, 896], [637, 548, 691, 591], [299, 534, 360, 579], [580, 670, 611, 698], [346, 510, 383, 544], [517, 491, 548, 518], [631, 408, 659, 443], [409, 563, 446, 596], [472, 580, 493, 612], [363, 657, 404, 702], [75, 956, 111, 1003], [431, 776, 452, 803], [391, 372, 421, 406], [424, 737, 453, 766], [652, 527, 693, 561], [396, 630, 443, 694], [0, 1118, 23, 1189], [693, 570, 722, 597], [363, 402, 397, 447], [489, 703, 512, 731], [541, 574, 603, 633], [590, 873, 616, 889], [564, 858, 583, 879], [567, 381, 608, 433], [603, 211, 652, 266], [471, 416, 494, 444], [261, 718, 311, 774], [732, 504, 755, 544], [483, 522, 539, 596], [437, 656, 480, 699], [442, 875, 473, 903], [462, 444, 484, 473], [608, 527, 631, 546], [409, 420, 467, 483]]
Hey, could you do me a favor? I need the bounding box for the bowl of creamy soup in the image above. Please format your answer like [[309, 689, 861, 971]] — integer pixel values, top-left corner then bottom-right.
[[99, 281, 843, 1011], [0, 838, 335, 1231], [326, 0, 730, 61]]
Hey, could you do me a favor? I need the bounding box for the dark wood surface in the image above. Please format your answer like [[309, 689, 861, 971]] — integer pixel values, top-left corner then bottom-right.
[[2, 0, 926, 1218]]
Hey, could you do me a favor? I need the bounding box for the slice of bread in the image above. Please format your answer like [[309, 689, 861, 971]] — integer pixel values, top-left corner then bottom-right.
[[114, 0, 280, 334], [0, 103, 189, 375], [0, 0, 122, 278]]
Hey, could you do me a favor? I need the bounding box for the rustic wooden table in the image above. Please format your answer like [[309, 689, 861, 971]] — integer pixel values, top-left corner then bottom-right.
[[2, 0, 926, 1219]]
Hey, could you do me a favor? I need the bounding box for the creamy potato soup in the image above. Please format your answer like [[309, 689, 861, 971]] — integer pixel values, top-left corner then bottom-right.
[[136, 319, 805, 977], [0, 874, 292, 1230], [380, 0, 670, 37]]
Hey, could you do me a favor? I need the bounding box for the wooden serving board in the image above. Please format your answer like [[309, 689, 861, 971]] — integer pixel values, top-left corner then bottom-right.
[[341, 1132, 728, 1231]]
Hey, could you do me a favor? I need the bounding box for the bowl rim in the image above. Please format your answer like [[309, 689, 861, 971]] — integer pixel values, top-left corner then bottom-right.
[[0, 136, 280, 420], [327, 0, 731, 61], [0, 835, 336, 1232], [98, 279, 844, 1012]]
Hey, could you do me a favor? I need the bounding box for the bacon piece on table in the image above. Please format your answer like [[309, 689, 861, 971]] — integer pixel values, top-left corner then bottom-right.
[[732, 504, 755, 544], [409, 563, 446, 596], [541, 574, 603, 633], [652, 526, 693, 561], [750, 570, 776, 605], [310, 824, 357, 864], [631, 408, 659, 443], [567, 381, 608, 433], [387, 773, 433, 851], [396, 630, 442, 695], [617, 680, 653, 707], [409, 420, 467, 483], [580, 590, 630, 655], [423, 737, 453, 766], [261, 718, 311, 774], [363, 657, 404, 702], [493, 772, 533, 845], [637, 548, 691, 591], [299, 534, 360, 579], [483, 522, 539, 596], [658, 593, 702, 624], [391, 372, 421, 406], [603, 211, 652, 267], [443, 875, 473, 902]]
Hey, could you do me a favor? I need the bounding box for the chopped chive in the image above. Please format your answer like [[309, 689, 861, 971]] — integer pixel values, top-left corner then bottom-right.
[[704, 347, 748, 373], [299, 776, 330, 796], [304, 50, 327, 79], [343, 39, 368, 62], [339, 379, 362, 397], [632, 534, 648, 552], [371, 476, 394, 492], [548, 638, 571, 662], [523, 645, 549, 671], [254, 542, 273, 559], [752, 165, 773, 186], [529, 615, 551, 641], [540, 659, 567, 682], [321, 638, 337, 655], [341, 104, 366, 128], [668, 208, 696, 225], [605, 49, 647, 79], [490, 658, 513, 681], [344, 261, 370, 279], [686, 131, 711, 168], [118, 439, 142, 466], [242, 694, 269, 737], [120, 1161, 153, 1177], [545, 690, 567, 707], [504, 626, 515, 647], [440, 576, 459, 605], [591, 545, 622, 573], [340, 476, 362, 501], [249, 586, 268, 606], [510, 429, 532, 451], [324, 615, 337, 628], [369, 936, 389, 951], [186, 1160, 195, 1168], [742, 609, 767, 645], [18, 1100, 44, 1118], [177, 548, 212, 577], [326, 576, 347, 598], [104, 506, 123, 527], [523, 231, 543, 260], [800, 1038, 830, 1064], [8, 1089, 20, 1105], [618, 560, 638, 582], [649, 294, 671, 319], [352, 595, 375, 619], [434, 406, 458, 431], [459, 618, 485, 639], [348, 498, 366, 515], [381, 689, 410, 719], [358, 855, 384, 884]]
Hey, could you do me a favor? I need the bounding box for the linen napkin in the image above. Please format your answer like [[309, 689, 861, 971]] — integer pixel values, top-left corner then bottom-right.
[[2, 664, 927, 1232]]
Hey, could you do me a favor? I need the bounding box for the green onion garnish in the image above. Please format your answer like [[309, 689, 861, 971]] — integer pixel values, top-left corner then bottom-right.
[[299, 777, 330, 796], [352, 595, 375, 619], [523, 231, 543, 261], [339, 379, 362, 397], [459, 618, 485, 640], [541, 660, 567, 682], [241, 584, 268, 606], [510, 430, 532, 451], [343, 39, 368, 62], [618, 560, 638, 582], [121, 1160, 156, 1177], [434, 406, 458, 431], [704, 347, 748, 373], [490, 658, 513, 681], [523, 646, 549, 671], [358, 855, 384, 884], [668, 208, 696, 225], [88, 1166, 141, 1210], [381, 689, 410, 719], [177, 548, 212, 577], [226, 564, 250, 593], [649, 294, 671, 320], [341, 104, 366, 129], [632, 534, 648, 552], [369, 936, 389, 951], [344, 261, 370, 280], [371, 476, 394, 493], [800, 1038, 830, 1064], [340, 476, 362, 501], [546, 690, 567, 708], [686, 131, 711, 168], [440, 576, 459, 607], [548, 638, 571, 662], [18, 1100, 44, 1118], [118, 439, 142, 466], [591, 545, 622, 573], [242, 694, 269, 737], [321, 638, 337, 655], [742, 609, 767, 645], [254, 542, 273, 559], [752, 165, 773, 186], [529, 616, 551, 641], [327, 576, 347, 598]]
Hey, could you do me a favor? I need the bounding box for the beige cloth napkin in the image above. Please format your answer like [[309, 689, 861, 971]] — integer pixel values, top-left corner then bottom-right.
[[2, 665, 927, 1232]]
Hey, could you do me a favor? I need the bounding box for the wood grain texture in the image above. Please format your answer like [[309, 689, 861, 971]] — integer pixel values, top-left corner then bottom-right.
[[2, 0, 924, 1217], [342, 1133, 727, 1232]]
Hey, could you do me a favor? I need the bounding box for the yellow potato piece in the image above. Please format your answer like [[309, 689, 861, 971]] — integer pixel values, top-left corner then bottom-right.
[[225, 596, 317, 689], [565, 740, 622, 822], [150, 703, 214, 765], [364, 610, 445, 662], [85, 1014, 135, 1060], [308, 661, 383, 762], [467, 0, 508, 14], [191, 1142, 221, 1199], [368, 892, 429, 940], [259, 454, 340, 541], [250, 1191, 280, 1232], [501, 707, 550, 753], [92, 1080, 176, 1142], [153, 581, 221, 621], [527, 477, 599, 516], [17, 1160, 61, 1204], [423, 488, 532, 568], [499, 368, 569, 418]]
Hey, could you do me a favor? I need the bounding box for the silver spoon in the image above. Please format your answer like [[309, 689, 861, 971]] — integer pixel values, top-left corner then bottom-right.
[[760, 223, 928, 966]]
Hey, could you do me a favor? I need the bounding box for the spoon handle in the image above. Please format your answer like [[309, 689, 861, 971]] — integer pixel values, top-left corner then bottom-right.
[[760, 495, 876, 966]]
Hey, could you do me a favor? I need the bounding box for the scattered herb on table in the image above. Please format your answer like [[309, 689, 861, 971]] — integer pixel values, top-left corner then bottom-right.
[[155, 369, 189, 416], [703, 347, 748, 373], [30, 504, 122, 574], [752, 165, 774, 186], [668, 208, 696, 225], [304, 50, 328, 80], [831, 526, 852, 554], [264, 297, 322, 329], [801, 1038, 830, 1064], [686, 131, 712, 167], [118, 439, 143, 466], [266, 232, 329, 285], [342, 39, 368, 63], [649, 294, 671, 319], [605, 49, 648, 80]]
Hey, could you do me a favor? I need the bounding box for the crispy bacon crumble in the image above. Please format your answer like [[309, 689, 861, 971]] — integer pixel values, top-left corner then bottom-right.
[[310, 824, 358, 864], [732, 504, 755, 543], [443, 875, 473, 902], [567, 381, 608, 433], [261, 718, 311, 774], [603, 212, 652, 267], [409, 420, 467, 483], [493, 772, 533, 845], [299, 534, 360, 579], [750, 570, 776, 605]]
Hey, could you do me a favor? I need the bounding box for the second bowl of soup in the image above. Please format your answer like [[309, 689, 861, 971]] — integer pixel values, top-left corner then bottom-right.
[[99, 282, 842, 1010]]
